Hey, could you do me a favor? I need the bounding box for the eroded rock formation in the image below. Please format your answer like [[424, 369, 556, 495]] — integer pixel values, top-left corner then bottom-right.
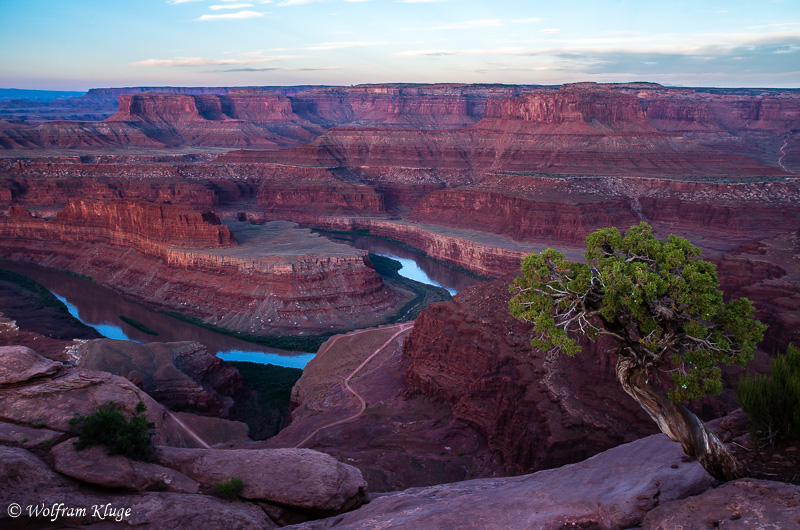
[[0, 200, 404, 336]]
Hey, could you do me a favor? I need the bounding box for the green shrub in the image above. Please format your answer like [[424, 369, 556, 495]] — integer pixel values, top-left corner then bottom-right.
[[214, 477, 244, 500], [736, 345, 800, 446], [69, 401, 156, 461]]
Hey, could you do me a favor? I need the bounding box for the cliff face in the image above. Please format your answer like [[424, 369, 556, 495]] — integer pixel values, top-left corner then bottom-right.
[[4, 83, 797, 177], [3, 198, 235, 259], [483, 85, 650, 132], [410, 189, 639, 245], [0, 202, 403, 336], [402, 280, 659, 475]]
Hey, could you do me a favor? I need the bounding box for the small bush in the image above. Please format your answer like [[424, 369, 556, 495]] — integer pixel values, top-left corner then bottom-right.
[[69, 401, 156, 461], [214, 477, 244, 500], [736, 345, 800, 446]]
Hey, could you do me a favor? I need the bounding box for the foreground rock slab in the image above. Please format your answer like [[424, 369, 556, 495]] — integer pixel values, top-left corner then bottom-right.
[[52, 439, 200, 494], [0, 345, 60, 385], [642, 478, 800, 529], [0, 446, 276, 529], [158, 446, 368, 514], [292, 434, 714, 530]]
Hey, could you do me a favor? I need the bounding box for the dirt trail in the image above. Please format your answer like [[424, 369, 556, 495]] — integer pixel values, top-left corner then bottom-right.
[[166, 410, 211, 449], [294, 322, 414, 448]]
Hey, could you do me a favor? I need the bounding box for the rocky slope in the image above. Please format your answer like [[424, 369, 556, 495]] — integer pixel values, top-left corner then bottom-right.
[[77, 339, 245, 418], [258, 324, 497, 493], [0, 345, 368, 528], [0, 200, 404, 336], [403, 280, 660, 476]]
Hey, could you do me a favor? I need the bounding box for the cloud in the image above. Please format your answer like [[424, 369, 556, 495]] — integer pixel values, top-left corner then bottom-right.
[[394, 46, 524, 57], [197, 10, 265, 20], [215, 66, 342, 71], [540, 28, 560, 34], [512, 18, 542, 24], [209, 3, 254, 9], [305, 41, 384, 50], [168, 0, 203, 4], [130, 57, 260, 67], [278, 0, 325, 5], [397, 0, 447, 3]]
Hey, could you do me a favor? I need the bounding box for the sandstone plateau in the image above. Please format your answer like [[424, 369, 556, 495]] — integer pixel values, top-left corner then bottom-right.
[[0, 198, 405, 337], [1, 82, 799, 527]]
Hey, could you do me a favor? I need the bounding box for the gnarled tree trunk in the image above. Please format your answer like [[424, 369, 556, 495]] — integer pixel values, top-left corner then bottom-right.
[[615, 356, 746, 481]]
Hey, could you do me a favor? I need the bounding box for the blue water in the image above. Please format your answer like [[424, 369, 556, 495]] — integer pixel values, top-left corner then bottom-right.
[[217, 350, 316, 370], [50, 291, 312, 368], [376, 252, 457, 295], [54, 293, 139, 342]]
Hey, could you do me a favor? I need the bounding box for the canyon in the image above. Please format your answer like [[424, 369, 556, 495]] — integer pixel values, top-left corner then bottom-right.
[[1, 82, 799, 527]]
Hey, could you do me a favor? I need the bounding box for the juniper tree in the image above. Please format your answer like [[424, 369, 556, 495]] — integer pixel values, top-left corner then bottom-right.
[[509, 222, 766, 481]]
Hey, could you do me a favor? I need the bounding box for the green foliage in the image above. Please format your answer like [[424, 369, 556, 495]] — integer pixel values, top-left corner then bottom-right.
[[229, 361, 302, 440], [214, 477, 244, 500], [736, 345, 800, 446], [510, 222, 766, 403], [118, 315, 160, 336], [69, 401, 156, 461]]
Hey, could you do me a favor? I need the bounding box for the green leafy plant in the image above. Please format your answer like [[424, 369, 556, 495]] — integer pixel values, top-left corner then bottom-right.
[[509, 222, 766, 481], [214, 477, 244, 500], [736, 345, 800, 447], [69, 401, 156, 461]]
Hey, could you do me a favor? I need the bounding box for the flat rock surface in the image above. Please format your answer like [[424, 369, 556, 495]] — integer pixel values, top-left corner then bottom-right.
[[0, 420, 64, 447], [0, 345, 61, 385], [0, 446, 275, 529], [291, 434, 715, 530], [52, 439, 200, 494], [642, 478, 800, 529], [158, 445, 367, 513]]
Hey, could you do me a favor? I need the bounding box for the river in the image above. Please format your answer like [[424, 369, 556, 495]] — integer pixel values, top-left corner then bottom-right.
[[0, 235, 480, 369], [316, 232, 482, 295]]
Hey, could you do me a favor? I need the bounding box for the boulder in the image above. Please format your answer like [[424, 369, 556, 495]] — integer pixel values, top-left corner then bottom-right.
[[642, 478, 800, 529], [293, 434, 715, 529], [158, 446, 368, 514], [0, 367, 206, 448], [0, 420, 65, 447], [0, 345, 60, 385], [78, 340, 240, 417], [52, 439, 200, 494], [0, 446, 275, 529]]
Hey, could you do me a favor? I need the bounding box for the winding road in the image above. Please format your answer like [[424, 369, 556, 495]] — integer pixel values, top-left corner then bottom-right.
[[294, 322, 414, 448], [778, 130, 797, 173]]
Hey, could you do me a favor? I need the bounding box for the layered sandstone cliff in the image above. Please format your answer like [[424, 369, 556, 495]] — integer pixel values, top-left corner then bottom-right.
[[402, 280, 659, 475], [0, 201, 403, 336]]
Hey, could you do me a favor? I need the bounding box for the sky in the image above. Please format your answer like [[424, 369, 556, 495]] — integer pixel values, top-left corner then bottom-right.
[[0, 0, 798, 91]]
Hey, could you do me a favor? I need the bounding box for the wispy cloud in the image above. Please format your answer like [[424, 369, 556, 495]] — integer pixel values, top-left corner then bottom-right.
[[397, 0, 448, 3], [214, 66, 342, 71], [168, 0, 203, 4], [197, 10, 265, 20], [278, 0, 325, 5], [209, 3, 254, 9], [130, 57, 259, 67], [305, 41, 384, 50], [394, 47, 524, 57], [540, 28, 560, 34], [431, 19, 502, 30]]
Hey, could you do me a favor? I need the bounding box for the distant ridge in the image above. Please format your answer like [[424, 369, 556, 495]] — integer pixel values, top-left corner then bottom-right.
[[0, 88, 86, 101]]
